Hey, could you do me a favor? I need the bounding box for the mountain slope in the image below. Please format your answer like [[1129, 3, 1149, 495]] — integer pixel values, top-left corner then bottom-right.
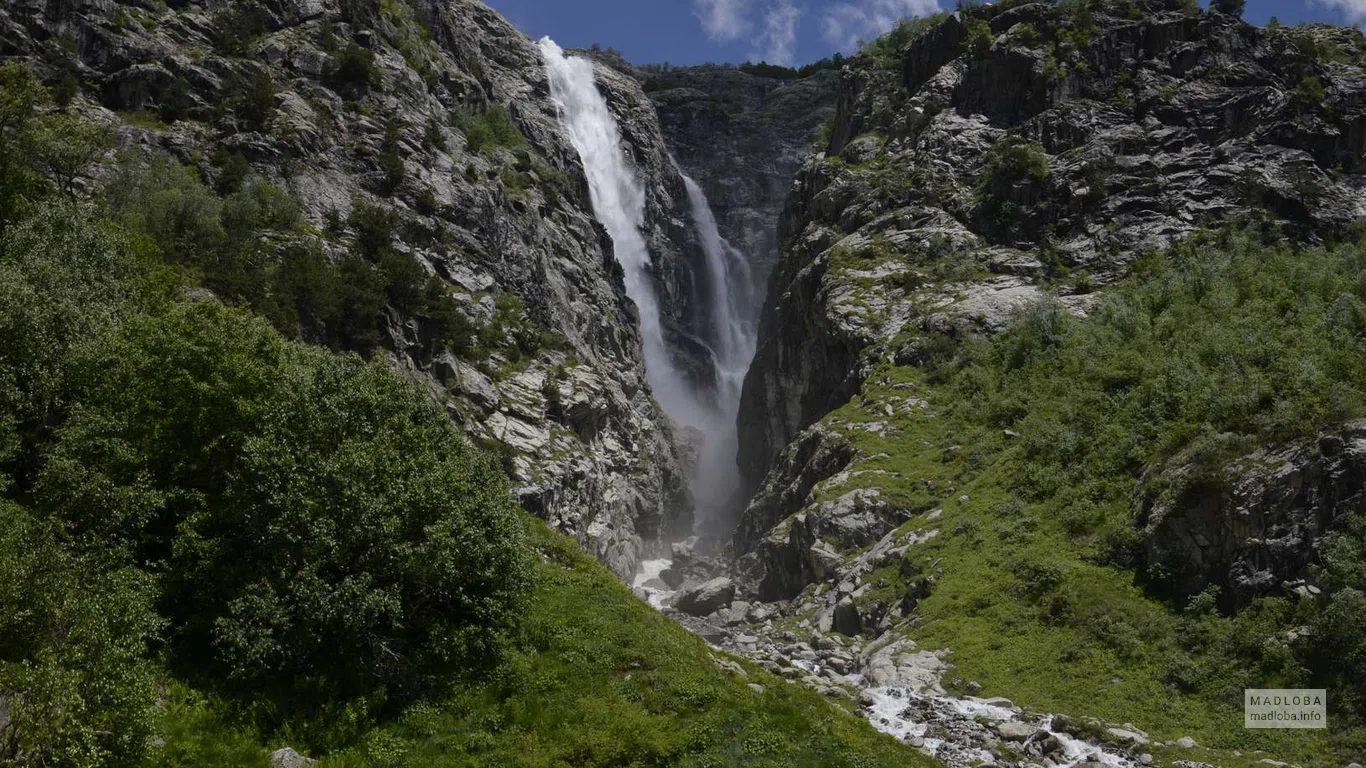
[[0, 0, 714, 579], [0, 47, 939, 768], [669, 2, 1366, 765]]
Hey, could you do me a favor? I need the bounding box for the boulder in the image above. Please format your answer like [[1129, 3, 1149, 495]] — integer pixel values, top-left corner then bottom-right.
[[994, 721, 1040, 742], [833, 596, 862, 636], [660, 567, 687, 588], [271, 748, 316, 768], [675, 577, 736, 617], [1105, 726, 1149, 746]]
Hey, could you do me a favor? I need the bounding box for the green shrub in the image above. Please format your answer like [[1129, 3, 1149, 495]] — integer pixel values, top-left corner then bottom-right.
[[976, 136, 1050, 233], [159, 76, 194, 124], [52, 72, 79, 109], [859, 13, 949, 65], [38, 302, 532, 722], [965, 16, 995, 55], [331, 42, 379, 99], [215, 2, 271, 56], [222, 69, 276, 130], [1293, 76, 1328, 108], [1211, 0, 1245, 16], [460, 106, 524, 153], [0, 502, 161, 768], [349, 198, 397, 260], [378, 118, 406, 194]]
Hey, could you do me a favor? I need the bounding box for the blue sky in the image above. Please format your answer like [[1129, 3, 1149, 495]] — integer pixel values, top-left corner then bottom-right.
[[484, 0, 1366, 67]]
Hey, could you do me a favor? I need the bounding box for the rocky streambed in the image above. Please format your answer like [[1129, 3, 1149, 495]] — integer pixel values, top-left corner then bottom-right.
[[633, 540, 1164, 768]]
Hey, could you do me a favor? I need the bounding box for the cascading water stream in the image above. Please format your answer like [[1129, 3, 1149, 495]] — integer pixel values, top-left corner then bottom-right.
[[679, 174, 757, 533], [540, 39, 757, 534], [539, 39, 688, 415]]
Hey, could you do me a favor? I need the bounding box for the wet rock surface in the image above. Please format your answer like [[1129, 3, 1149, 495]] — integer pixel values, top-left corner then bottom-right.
[[643, 66, 838, 310]]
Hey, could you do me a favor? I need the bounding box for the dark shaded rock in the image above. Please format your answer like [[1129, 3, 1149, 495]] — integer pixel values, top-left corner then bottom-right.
[[833, 596, 862, 636], [1137, 420, 1366, 607], [645, 65, 838, 310]]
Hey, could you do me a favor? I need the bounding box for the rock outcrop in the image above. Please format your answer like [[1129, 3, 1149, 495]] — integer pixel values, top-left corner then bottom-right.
[[0, 0, 710, 578], [1137, 420, 1366, 608], [736, 0, 1366, 549]]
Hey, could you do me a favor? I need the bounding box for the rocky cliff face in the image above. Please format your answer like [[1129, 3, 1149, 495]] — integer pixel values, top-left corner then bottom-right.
[[736, 0, 1366, 539], [1138, 420, 1366, 609], [644, 66, 839, 313], [0, 0, 708, 578]]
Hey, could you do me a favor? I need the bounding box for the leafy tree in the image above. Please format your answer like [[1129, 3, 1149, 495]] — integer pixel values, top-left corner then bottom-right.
[[28, 113, 114, 198], [379, 118, 406, 194], [0, 502, 161, 768], [222, 69, 276, 130], [36, 302, 530, 720], [0, 204, 144, 488], [0, 63, 50, 227], [158, 76, 194, 124], [1211, 0, 1245, 16], [215, 1, 271, 56]]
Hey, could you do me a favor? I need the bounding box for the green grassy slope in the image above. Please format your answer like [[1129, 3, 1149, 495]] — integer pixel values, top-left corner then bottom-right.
[[813, 232, 1366, 765], [149, 517, 936, 768], [315, 519, 936, 768]]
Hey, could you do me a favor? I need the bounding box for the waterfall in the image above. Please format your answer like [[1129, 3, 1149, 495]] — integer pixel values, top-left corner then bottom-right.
[[679, 174, 758, 534], [540, 39, 756, 535]]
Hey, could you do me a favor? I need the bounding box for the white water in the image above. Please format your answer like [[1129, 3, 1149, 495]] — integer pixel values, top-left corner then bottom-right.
[[541, 39, 757, 533], [679, 175, 758, 530], [630, 558, 675, 609], [862, 687, 1137, 767]]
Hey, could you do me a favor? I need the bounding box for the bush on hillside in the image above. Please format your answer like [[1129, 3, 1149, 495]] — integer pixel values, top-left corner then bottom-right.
[[0, 502, 161, 768], [460, 106, 524, 153], [215, 2, 271, 57], [331, 41, 380, 99], [1211, 0, 1245, 17], [36, 302, 531, 720], [976, 136, 1051, 234]]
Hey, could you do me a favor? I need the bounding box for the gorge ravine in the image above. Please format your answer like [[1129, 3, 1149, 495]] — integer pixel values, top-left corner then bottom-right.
[[544, 38, 1141, 768]]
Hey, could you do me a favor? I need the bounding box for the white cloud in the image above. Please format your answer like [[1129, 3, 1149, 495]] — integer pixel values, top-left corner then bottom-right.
[[694, 0, 752, 42], [821, 0, 941, 51], [1314, 0, 1366, 24], [751, 0, 803, 65]]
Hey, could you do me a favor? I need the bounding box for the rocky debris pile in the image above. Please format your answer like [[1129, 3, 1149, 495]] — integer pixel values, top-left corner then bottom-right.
[[0, 0, 714, 578], [860, 688, 1149, 768], [649, 560, 1157, 768]]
